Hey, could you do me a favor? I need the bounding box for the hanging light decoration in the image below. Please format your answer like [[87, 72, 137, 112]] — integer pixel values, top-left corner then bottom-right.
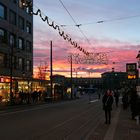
[[22, 1, 108, 61], [68, 53, 108, 64], [21, 1, 89, 55]]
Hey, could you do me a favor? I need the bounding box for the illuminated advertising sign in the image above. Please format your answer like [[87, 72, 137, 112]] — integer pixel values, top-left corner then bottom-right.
[[126, 63, 138, 79]]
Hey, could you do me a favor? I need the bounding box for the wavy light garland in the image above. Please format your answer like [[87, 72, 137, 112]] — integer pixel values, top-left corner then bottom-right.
[[22, 1, 89, 55], [23, 1, 108, 63]]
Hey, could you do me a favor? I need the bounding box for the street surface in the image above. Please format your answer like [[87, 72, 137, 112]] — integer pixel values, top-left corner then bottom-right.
[[0, 94, 105, 140]]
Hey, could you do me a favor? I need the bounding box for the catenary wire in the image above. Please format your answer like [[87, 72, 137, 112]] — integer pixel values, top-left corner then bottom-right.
[[58, 0, 95, 49], [60, 14, 140, 27]]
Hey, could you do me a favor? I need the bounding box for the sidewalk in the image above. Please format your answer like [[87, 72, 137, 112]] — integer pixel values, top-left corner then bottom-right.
[[88, 104, 140, 140], [113, 107, 140, 140]]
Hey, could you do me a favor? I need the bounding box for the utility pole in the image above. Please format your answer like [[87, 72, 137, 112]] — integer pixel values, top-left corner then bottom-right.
[[70, 55, 73, 99], [50, 41, 53, 100], [10, 45, 13, 105]]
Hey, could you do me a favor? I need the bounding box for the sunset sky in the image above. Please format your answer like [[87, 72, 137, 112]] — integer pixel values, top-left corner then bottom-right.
[[33, 0, 140, 78]]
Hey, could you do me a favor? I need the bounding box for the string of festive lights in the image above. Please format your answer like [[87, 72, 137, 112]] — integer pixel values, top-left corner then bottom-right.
[[22, 1, 89, 55], [68, 53, 108, 64], [22, 1, 108, 63]]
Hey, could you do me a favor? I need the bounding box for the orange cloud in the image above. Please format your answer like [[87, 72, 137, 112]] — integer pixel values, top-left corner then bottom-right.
[[33, 31, 139, 78]]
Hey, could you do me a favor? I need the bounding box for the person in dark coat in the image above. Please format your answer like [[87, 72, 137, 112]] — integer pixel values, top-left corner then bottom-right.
[[102, 89, 114, 124], [114, 89, 119, 107], [129, 87, 138, 120]]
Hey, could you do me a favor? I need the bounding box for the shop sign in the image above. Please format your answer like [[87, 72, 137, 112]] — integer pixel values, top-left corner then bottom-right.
[[126, 63, 137, 79], [0, 77, 10, 83]]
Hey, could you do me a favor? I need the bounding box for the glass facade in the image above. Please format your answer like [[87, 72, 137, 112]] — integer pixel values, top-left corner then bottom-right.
[[0, 53, 4, 66], [26, 60, 31, 71], [9, 34, 16, 47], [0, 28, 7, 43], [0, 0, 33, 103], [18, 37, 24, 49], [26, 40, 32, 52], [9, 10, 16, 25], [18, 57, 23, 70], [0, 28, 4, 36], [26, 21, 31, 33], [19, 16, 24, 30], [0, 4, 6, 19]]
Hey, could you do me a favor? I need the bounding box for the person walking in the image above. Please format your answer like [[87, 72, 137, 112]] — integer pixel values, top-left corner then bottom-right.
[[114, 89, 119, 107], [102, 89, 114, 124], [129, 87, 138, 120]]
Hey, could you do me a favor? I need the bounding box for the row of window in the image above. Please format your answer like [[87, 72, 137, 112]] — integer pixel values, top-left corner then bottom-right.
[[0, 28, 32, 52], [0, 52, 32, 72], [0, 3, 32, 34]]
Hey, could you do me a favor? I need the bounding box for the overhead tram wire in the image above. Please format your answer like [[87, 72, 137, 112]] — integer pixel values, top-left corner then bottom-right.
[[58, 0, 94, 49], [24, 1, 108, 63], [84, 14, 140, 25], [60, 14, 140, 27]]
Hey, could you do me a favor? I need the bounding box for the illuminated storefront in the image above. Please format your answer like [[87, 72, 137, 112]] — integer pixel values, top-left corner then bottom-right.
[[0, 77, 10, 102], [0, 76, 48, 103]]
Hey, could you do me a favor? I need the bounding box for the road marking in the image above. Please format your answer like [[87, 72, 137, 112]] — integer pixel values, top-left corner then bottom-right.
[[0, 105, 49, 116], [89, 99, 99, 103], [103, 108, 121, 140]]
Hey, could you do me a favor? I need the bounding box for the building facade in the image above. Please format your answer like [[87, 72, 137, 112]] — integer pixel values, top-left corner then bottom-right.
[[0, 0, 33, 100], [101, 71, 128, 90]]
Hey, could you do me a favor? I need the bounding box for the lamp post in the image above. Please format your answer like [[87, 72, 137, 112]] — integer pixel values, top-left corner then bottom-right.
[[70, 55, 73, 99], [50, 41, 53, 100], [10, 45, 13, 105], [68, 54, 73, 99], [136, 51, 140, 69], [136, 51, 140, 85]]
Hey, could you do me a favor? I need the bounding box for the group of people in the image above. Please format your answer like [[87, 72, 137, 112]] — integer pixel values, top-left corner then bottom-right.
[[102, 87, 140, 125], [14, 90, 43, 104]]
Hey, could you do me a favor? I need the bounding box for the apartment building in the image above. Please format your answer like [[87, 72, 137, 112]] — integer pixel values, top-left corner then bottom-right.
[[0, 0, 33, 99]]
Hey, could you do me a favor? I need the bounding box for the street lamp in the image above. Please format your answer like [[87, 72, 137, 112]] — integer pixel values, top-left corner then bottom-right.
[[10, 44, 13, 105], [50, 41, 53, 100], [136, 50, 140, 69], [136, 51, 140, 85], [68, 54, 73, 99]]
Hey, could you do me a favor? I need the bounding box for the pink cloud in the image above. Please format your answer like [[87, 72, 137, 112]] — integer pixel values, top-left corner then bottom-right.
[[34, 27, 139, 77]]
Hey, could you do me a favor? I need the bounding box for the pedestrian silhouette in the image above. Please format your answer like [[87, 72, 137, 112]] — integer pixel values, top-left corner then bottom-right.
[[114, 89, 119, 107], [102, 89, 114, 124], [122, 92, 129, 110], [129, 87, 138, 120]]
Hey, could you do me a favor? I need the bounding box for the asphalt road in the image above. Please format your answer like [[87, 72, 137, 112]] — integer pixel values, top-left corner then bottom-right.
[[0, 94, 104, 140]]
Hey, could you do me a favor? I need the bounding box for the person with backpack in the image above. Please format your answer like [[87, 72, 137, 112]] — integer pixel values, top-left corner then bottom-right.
[[102, 89, 114, 124]]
